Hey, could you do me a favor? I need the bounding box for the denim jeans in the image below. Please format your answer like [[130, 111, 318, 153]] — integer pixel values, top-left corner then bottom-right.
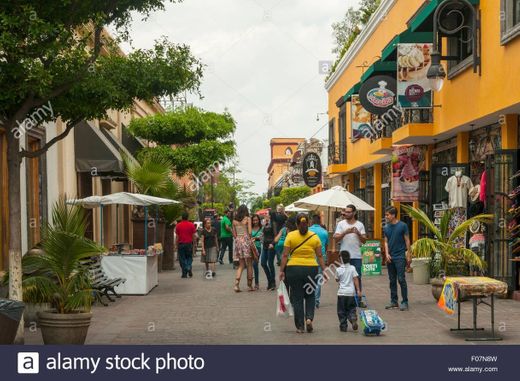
[[315, 253, 327, 306], [261, 246, 276, 286], [286, 266, 319, 330], [337, 296, 357, 330], [218, 236, 234, 263], [178, 243, 193, 275], [253, 259, 259, 286], [350, 258, 362, 291], [388, 257, 408, 304]]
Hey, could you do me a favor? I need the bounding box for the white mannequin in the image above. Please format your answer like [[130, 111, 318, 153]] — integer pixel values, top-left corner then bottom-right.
[[445, 170, 473, 208]]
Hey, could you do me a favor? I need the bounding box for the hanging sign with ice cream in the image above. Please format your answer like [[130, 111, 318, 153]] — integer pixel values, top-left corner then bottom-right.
[[391, 145, 426, 202], [397, 43, 433, 108], [359, 75, 397, 116], [302, 152, 322, 188]]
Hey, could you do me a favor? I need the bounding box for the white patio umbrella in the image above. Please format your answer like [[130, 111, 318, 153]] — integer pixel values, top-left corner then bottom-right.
[[285, 203, 309, 213], [67, 192, 180, 247], [294, 186, 375, 212]]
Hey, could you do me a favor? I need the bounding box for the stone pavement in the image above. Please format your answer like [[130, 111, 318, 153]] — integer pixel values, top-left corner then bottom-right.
[[25, 254, 520, 345]]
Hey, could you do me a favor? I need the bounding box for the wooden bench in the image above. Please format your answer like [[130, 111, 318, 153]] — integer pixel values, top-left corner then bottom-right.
[[82, 257, 126, 306]]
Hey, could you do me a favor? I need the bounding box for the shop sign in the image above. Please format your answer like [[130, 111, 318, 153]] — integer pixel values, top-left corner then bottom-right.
[[361, 241, 382, 276], [358, 75, 397, 115], [397, 43, 433, 108], [302, 152, 322, 188], [391, 145, 426, 202]]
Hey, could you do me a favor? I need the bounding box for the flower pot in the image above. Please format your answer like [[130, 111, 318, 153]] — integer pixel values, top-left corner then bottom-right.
[[37, 311, 92, 345], [24, 303, 51, 327], [430, 278, 444, 301]]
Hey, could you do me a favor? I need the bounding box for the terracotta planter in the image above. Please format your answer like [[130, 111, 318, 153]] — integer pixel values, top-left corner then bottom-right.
[[431, 278, 444, 301], [37, 311, 92, 345]]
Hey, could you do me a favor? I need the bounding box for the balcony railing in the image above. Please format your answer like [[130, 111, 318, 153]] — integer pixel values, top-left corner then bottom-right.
[[369, 108, 433, 142], [328, 141, 347, 165]]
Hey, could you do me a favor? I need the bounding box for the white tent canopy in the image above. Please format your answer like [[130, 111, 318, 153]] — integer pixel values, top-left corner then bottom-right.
[[285, 203, 309, 213], [67, 192, 180, 207], [294, 186, 375, 212]]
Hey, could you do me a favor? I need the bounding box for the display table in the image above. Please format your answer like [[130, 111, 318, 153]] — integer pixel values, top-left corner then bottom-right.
[[438, 276, 508, 341], [101, 254, 158, 295]]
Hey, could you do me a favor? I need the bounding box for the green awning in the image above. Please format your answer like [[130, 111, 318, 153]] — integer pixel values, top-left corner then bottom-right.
[[343, 82, 361, 102], [381, 30, 433, 62], [360, 60, 396, 82], [408, 0, 479, 32]]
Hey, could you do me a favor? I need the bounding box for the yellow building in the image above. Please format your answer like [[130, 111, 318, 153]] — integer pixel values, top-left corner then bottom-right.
[[326, 0, 520, 292], [267, 138, 305, 195]]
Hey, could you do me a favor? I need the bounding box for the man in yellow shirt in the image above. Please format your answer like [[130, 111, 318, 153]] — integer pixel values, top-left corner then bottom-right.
[[279, 214, 327, 333]]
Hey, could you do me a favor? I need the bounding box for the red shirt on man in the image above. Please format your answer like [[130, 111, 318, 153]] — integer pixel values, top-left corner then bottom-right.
[[176, 220, 196, 244]]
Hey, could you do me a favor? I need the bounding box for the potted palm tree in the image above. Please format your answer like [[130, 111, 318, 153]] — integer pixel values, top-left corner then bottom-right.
[[402, 205, 493, 301], [23, 198, 105, 344]]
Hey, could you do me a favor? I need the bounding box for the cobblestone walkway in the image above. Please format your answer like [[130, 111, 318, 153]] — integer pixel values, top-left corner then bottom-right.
[[25, 255, 520, 344]]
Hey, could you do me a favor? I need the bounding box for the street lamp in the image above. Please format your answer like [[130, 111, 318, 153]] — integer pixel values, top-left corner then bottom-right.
[[427, 0, 480, 92], [427, 51, 446, 92]]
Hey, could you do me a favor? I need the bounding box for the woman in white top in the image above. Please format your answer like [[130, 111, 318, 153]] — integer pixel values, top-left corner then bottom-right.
[[232, 205, 256, 292]]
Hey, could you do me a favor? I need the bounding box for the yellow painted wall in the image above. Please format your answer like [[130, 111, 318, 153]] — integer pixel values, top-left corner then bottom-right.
[[433, 1, 520, 136], [328, 0, 520, 173], [327, 0, 426, 173]]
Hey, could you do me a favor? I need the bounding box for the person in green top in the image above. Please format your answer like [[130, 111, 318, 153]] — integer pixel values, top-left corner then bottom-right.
[[279, 214, 327, 334], [218, 209, 234, 265]]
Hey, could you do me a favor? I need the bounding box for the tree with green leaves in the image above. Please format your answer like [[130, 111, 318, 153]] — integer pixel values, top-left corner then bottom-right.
[[328, 0, 382, 80], [279, 186, 311, 207], [129, 106, 236, 177], [0, 0, 203, 340]]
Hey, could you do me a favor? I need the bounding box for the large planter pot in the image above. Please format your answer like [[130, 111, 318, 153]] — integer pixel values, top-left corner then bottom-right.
[[24, 303, 51, 327], [37, 311, 92, 345], [162, 224, 175, 270], [132, 218, 166, 250], [431, 278, 444, 301]]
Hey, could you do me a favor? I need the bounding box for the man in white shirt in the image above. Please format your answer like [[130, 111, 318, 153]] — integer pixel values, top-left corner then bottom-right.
[[333, 205, 367, 294]]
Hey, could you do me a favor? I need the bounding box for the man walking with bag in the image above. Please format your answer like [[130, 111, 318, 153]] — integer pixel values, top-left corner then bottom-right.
[[383, 206, 411, 311]]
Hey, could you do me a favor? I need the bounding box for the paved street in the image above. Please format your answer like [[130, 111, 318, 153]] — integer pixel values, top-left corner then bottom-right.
[[26, 255, 520, 345]]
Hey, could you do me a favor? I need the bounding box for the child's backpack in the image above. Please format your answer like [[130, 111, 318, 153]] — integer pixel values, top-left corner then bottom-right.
[[356, 296, 387, 336]]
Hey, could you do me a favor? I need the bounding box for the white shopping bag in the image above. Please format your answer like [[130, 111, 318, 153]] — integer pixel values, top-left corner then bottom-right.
[[276, 282, 294, 318]]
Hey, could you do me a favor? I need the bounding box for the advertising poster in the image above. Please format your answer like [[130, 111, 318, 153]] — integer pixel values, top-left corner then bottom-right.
[[391, 145, 426, 202], [397, 43, 433, 108], [358, 75, 397, 116], [361, 240, 382, 276], [351, 95, 372, 140]]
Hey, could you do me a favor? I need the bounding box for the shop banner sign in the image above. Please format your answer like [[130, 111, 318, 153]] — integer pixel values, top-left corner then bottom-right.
[[391, 145, 425, 202], [438, 278, 458, 315], [361, 240, 382, 276], [302, 152, 322, 188], [397, 43, 433, 108], [358, 75, 397, 116], [351, 95, 372, 140]]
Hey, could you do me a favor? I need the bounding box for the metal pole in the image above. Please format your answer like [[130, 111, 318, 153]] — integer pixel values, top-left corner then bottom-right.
[[211, 173, 214, 208], [100, 204, 104, 247], [144, 206, 148, 251], [116, 204, 119, 244], [154, 205, 158, 244]]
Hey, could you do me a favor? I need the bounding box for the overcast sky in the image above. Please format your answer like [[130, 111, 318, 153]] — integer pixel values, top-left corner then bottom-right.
[[118, 0, 360, 196]]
